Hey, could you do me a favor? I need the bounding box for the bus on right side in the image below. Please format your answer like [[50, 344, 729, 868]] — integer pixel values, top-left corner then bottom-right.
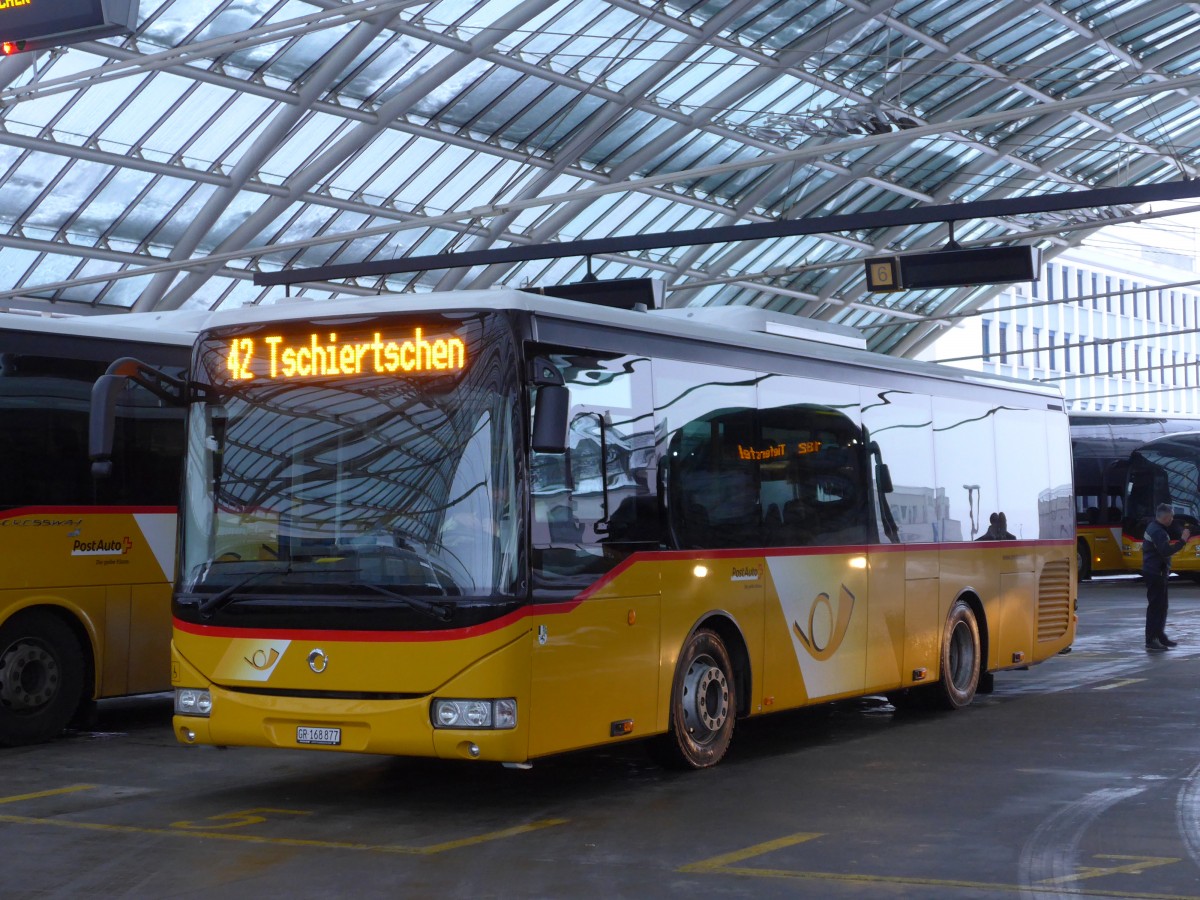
[[1070, 413, 1200, 579]]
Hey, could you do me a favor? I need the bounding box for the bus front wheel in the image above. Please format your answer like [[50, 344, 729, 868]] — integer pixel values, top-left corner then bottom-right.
[[937, 600, 980, 710], [0, 610, 85, 746], [659, 629, 736, 769], [1076, 540, 1092, 581]]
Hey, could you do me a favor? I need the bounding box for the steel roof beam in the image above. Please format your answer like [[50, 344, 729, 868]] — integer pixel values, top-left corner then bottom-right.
[[133, 10, 396, 311], [253, 176, 1200, 286], [148, 0, 562, 311], [0, 0, 429, 105]]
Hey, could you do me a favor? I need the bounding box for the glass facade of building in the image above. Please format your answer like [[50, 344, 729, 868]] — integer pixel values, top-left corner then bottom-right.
[[923, 236, 1200, 413]]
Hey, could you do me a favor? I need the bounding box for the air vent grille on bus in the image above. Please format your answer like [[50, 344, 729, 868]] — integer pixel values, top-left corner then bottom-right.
[[1037, 558, 1072, 642]]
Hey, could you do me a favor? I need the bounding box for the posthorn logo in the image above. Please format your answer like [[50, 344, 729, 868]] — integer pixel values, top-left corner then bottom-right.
[[244, 648, 281, 670], [793, 584, 857, 661]]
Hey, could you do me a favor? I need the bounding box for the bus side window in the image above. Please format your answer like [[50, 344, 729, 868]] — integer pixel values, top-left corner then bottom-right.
[[0, 358, 99, 507], [530, 352, 656, 581], [860, 390, 934, 544]]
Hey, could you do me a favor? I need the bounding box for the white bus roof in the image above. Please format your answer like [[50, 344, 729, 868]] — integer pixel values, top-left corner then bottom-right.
[[5, 290, 1061, 402], [0, 307, 200, 346], [201, 289, 1063, 402]]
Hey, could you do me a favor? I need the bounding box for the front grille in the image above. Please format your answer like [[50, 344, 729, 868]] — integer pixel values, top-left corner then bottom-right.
[[1037, 558, 1072, 642], [225, 685, 425, 701]]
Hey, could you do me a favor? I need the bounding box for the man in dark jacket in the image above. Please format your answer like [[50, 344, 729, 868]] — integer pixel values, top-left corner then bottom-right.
[[1143, 503, 1191, 651]]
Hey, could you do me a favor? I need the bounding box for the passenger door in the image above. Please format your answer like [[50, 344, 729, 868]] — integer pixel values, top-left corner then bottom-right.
[[527, 350, 661, 757]]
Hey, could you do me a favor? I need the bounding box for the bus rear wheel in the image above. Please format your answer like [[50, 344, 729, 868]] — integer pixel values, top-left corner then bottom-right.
[[937, 600, 980, 710], [1076, 540, 1092, 581], [0, 611, 85, 747], [658, 629, 736, 769]]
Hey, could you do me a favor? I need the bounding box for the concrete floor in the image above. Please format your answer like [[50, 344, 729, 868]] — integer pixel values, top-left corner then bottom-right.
[[5, 576, 1200, 899]]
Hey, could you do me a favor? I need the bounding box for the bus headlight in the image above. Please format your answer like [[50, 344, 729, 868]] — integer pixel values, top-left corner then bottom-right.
[[175, 688, 212, 717], [432, 698, 516, 730]]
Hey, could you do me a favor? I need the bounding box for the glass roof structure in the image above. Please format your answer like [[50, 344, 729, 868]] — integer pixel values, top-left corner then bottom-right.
[[3, 0, 1200, 354]]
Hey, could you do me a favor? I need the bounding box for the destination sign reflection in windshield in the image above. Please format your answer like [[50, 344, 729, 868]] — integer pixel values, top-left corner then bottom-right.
[[224, 328, 468, 380]]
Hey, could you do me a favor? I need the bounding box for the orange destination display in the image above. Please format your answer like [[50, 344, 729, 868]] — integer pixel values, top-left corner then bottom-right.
[[224, 328, 469, 380]]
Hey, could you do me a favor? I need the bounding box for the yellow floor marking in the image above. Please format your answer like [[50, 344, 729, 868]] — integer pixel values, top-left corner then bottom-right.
[[1040, 855, 1178, 884], [1095, 679, 1147, 691], [678, 832, 823, 872], [687, 864, 1200, 899], [172, 808, 313, 830], [0, 785, 95, 805], [0, 812, 566, 855], [417, 819, 571, 854], [682, 838, 1198, 899]]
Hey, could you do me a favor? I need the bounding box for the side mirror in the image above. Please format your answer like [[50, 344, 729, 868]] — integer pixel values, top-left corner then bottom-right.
[[532, 384, 569, 453], [875, 463, 894, 494], [89, 356, 188, 479], [89, 373, 127, 479], [869, 441, 893, 493]]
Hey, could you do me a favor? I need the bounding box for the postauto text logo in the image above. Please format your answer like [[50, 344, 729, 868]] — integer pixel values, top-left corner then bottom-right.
[[71, 536, 133, 557]]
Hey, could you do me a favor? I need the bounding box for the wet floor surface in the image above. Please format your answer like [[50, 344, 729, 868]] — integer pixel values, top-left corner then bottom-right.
[[5, 576, 1200, 899]]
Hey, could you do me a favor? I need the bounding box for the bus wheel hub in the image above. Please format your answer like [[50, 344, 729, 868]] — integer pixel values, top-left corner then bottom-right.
[[0, 642, 59, 711], [682, 658, 729, 737]]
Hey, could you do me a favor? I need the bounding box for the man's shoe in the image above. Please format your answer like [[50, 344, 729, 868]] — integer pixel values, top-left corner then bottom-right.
[[1146, 638, 1169, 651], [1161, 636, 1179, 648]]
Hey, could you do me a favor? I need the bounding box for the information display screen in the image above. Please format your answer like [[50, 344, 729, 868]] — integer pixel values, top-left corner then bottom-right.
[[0, 0, 138, 52]]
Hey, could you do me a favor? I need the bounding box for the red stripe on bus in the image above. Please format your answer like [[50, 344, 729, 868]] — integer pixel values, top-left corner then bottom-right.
[[573, 539, 1071, 599], [172, 602, 579, 643], [0, 506, 178, 519], [175, 538, 1073, 642]]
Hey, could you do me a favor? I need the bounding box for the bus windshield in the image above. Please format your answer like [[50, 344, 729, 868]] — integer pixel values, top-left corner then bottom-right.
[[179, 312, 523, 606], [1126, 432, 1200, 539]]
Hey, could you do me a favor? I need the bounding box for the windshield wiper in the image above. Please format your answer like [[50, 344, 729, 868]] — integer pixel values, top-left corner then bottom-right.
[[195, 573, 274, 619], [349, 582, 453, 622]]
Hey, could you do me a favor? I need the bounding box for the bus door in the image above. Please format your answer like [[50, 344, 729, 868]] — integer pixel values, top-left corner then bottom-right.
[[527, 351, 661, 757]]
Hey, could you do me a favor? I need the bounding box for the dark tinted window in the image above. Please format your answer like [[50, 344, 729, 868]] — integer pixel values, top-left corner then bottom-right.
[[0, 344, 185, 509], [668, 402, 868, 549]]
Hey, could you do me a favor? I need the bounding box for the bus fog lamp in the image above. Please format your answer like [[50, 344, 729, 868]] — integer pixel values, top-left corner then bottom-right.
[[432, 698, 517, 730], [175, 688, 212, 717]]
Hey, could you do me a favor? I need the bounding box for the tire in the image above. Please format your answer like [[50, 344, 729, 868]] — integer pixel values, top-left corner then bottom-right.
[[936, 600, 980, 710], [1076, 540, 1092, 581], [658, 629, 736, 769], [0, 610, 85, 747]]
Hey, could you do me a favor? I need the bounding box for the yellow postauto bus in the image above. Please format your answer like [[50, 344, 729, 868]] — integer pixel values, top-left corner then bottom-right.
[[92, 291, 1076, 768], [1124, 431, 1200, 579], [1070, 413, 1200, 579], [0, 310, 191, 746]]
